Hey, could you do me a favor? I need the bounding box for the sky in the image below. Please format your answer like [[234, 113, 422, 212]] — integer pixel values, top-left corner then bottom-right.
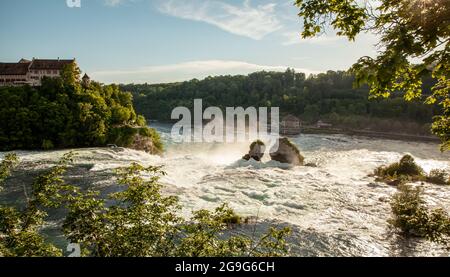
[[0, 0, 379, 84]]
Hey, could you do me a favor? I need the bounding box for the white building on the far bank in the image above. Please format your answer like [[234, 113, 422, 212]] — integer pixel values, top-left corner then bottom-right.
[[0, 58, 76, 87]]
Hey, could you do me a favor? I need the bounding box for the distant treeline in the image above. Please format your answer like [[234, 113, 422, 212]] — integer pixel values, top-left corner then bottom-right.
[[122, 69, 439, 135]]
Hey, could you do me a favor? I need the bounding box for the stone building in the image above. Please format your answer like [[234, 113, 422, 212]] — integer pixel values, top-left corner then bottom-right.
[[280, 114, 301, 135], [0, 58, 76, 86], [82, 73, 91, 88]]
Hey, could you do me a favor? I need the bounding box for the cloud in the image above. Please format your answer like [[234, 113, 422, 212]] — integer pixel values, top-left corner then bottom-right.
[[282, 31, 343, 46], [91, 60, 320, 84], [157, 0, 283, 40]]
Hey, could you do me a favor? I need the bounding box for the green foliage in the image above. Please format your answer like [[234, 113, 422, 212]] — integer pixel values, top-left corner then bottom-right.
[[61, 63, 81, 89], [1, 155, 290, 257], [136, 115, 147, 126], [374, 155, 425, 185], [220, 209, 243, 225], [148, 127, 163, 153], [0, 154, 19, 189], [124, 70, 437, 136], [107, 126, 141, 148], [0, 153, 75, 257], [0, 65, 161, 153], [175, 204, 290, 257], [389, 184, 450, 246], [106, 126, 163, 153], [63, 163, 180, 257], [63, 163, 291, 257], [295, 0, 450, 150], [375, 154, 450, 186], [427, 169, 450, 186], [378, 155, 424, 177], [295, 0, 367, 40]]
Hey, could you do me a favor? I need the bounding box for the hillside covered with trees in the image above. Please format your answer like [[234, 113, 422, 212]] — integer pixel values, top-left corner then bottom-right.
[[0, 64, 162, 153], [123, 69, 439, 136]]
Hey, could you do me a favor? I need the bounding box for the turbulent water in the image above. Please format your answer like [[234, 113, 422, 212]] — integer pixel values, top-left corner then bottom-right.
[[1, 123, 450, 256]]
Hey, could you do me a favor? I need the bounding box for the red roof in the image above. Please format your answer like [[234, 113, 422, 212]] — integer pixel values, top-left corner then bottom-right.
[[0, 62, 30, 76], [29, 59, 75, 70]]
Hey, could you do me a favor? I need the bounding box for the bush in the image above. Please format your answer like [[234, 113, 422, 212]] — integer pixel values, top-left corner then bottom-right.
[[0, 153, 74, 257], [148, 127, 163, 153], [107, 126, 138, 147], [1, 153, 291, 257], [375, 155, 450, 186], [63, 164, 290, 257], [427, 169, 450, 185], [0, 153, 19, 187], [379, 155, 424, 177], [374, 155, 425, 185], [219, 208, 242, 225], [107, 126, 163, 154], [389, 184, 450, 245]]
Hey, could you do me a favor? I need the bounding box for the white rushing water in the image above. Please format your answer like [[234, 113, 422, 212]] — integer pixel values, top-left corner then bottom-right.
[[1, 123, 449, 256]]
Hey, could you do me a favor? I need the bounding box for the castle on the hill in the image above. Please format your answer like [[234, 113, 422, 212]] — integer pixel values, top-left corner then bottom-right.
[[0, 58, 84, 86]]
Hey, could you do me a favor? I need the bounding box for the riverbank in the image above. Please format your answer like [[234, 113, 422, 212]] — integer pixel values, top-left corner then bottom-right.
[[298, 127, 440, 143], [151, 120, 439, 144]]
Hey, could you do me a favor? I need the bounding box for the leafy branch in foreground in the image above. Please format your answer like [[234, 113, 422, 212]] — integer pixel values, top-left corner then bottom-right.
[[0, 153, 19, 189], [175, 204, 290, 257], [0, 152, 76, 257], [63, 163, 291, 257], [389, 184, 450, 246], [295, 0, 450, 150], [1, 154, 291, 257]]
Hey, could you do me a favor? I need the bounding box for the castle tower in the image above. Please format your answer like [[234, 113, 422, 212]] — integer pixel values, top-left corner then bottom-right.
[[82, 73, 91, 88]]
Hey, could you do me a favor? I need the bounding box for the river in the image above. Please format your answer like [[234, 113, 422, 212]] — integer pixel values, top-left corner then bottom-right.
[[1, 123, 449, 256]]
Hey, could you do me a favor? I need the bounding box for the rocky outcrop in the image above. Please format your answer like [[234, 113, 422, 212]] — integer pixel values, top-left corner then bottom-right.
[[129, 133, 158, 154], [243, 140, 266, 161], [269, 138, 304, 166], [108, 125, 163, 155]]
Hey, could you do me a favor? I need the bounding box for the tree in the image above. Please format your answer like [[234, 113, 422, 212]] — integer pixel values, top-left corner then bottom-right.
[[0, 153, 75, 257], [295, 0, 450, 150], [63, 163, 291, 257], [60, 63, 81, 90], [0, 154, 18, 188], [125, 70, 435, 136], [1, 154, 291, 257], [0, 65, 162, 153]]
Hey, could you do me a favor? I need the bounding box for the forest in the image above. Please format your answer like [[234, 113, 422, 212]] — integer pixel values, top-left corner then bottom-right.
[[0, 64, 161, 152], [123, 69, 439, 135]]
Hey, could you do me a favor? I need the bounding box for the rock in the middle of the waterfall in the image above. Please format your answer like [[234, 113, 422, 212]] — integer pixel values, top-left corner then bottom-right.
[[269, 137, 305, 166], [242, 140, 266, 161]]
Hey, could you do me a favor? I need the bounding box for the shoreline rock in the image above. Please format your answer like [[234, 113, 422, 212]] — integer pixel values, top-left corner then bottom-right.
[[269, 138, 304, 166], [108, 125, 163, 155], [243, 140, 266, 161]]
